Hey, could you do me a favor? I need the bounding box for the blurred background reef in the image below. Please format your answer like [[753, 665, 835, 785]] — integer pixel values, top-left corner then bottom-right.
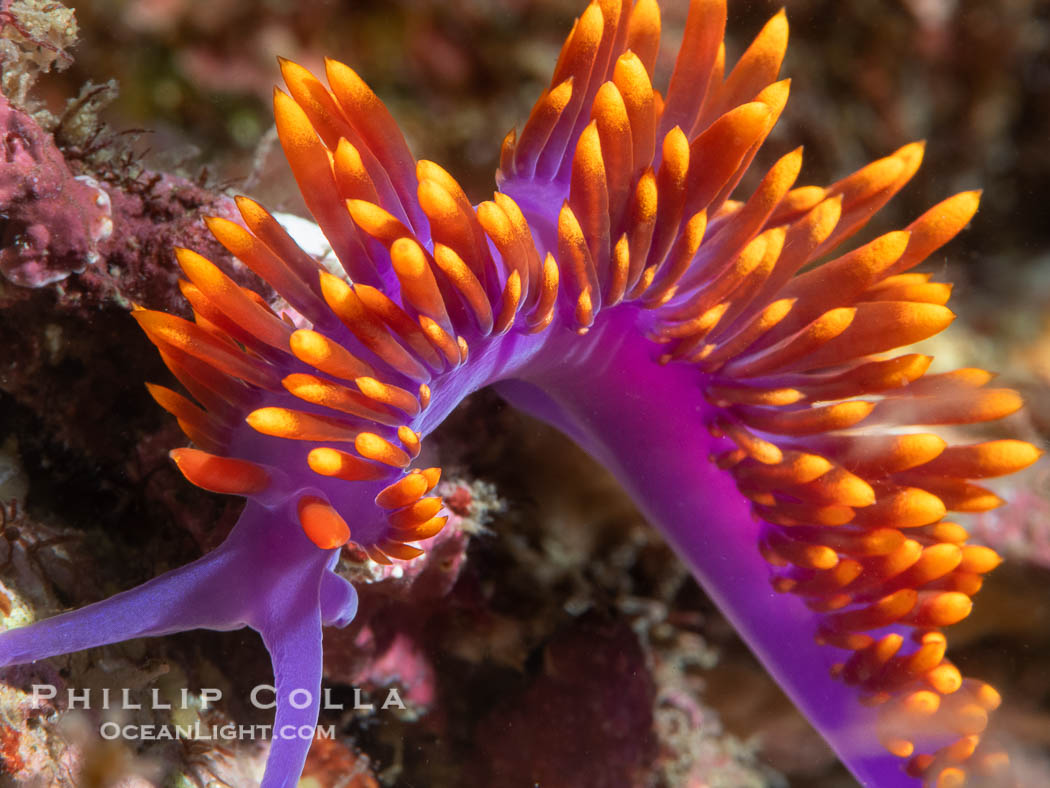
[[0, 0, 1049, 785]]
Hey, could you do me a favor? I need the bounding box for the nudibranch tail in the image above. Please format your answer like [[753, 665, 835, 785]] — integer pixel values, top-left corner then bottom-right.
[[488, 1, 1038, 784], [0, 1, 1040, 786]]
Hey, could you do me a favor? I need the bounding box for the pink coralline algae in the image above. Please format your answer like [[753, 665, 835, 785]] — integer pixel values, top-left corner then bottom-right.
[[322, 519, 471, 712], [0, 1, 1043, 787], [0, 94, 112, 287], [971, 466, 1050, 571]]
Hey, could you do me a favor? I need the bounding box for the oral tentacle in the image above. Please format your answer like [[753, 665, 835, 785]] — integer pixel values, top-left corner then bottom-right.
[[255, 569, 328, 788], [0, 547, 247, 668], [0, 500, 343, 662]]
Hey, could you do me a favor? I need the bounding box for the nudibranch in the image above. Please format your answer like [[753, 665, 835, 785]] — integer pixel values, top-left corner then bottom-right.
[[0, 1, 1041, 785]]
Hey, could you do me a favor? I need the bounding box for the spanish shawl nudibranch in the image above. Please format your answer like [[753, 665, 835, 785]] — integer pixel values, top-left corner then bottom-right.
[[0, 0, 1042, 785]]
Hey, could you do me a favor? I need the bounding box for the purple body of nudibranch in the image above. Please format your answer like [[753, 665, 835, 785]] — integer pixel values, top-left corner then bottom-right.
[[0, 295, 937, 788], [0, 1, 1032, 787]]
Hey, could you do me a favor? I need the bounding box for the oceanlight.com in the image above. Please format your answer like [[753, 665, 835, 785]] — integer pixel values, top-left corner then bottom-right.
[[30, 684, 406, 742], [99, 722, 336, 742]]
